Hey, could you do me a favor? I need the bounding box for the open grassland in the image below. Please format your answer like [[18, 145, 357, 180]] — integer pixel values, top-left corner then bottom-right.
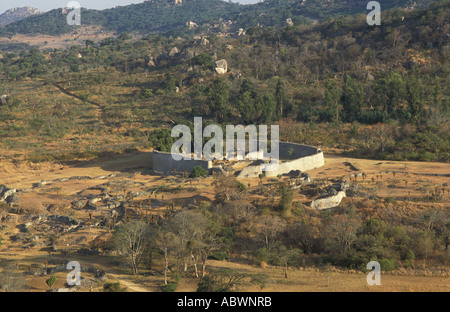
[[0, 152, 448, 292]]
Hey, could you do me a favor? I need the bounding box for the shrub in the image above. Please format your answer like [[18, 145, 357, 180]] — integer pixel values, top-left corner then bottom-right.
[[278, 185, 293, 214], [379, 258, 396, 271], [190, 166, 207, 178], [192, 53, 215, 68], [383, 197, 397, 204], [197, 270, 247, 292], [161, 282, 177, 292], [139, 88, 154, 99], [210, 252, 229, 261], [45, 276, 57, 289], [103, 282, 127, 292], [236, 181, 247, 193]]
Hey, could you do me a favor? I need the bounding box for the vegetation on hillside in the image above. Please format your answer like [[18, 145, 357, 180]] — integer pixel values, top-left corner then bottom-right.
[[0, 0, 440, 36], [106, 173, 449, 286]]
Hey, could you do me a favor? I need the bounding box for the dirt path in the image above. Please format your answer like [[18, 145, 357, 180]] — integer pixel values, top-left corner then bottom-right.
[[106, 273, 151, 292], [53, 83, 110, 127]]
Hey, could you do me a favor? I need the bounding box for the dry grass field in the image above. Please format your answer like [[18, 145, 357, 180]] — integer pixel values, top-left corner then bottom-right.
[[0, 26, 115, 51], [0, 151, 448, 292]]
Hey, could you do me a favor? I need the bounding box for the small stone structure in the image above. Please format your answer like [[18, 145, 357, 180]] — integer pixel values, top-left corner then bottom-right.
[[311, 191, 346, 210]]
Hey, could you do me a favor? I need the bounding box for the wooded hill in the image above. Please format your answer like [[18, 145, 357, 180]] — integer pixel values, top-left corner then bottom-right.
[[0, 1, 448, 164], [0, 0, 439, 36]]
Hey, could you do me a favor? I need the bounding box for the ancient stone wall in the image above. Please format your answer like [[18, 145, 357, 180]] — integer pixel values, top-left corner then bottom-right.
[[152, 150, 212, 173], [237, 142, 324, 178], [152, 142, 324, 177]]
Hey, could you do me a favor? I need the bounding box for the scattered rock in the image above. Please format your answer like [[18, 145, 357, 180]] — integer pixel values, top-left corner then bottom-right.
[[215, 59, 228, 75], [5, 194, 20, 206], [48, 215, 80, 226], [72, 200, 87, 210], [169, 47, 180, 57], [200, 37, 209, 46], [186, 21, 198, 29], [47, 288, 76, 292], [311, 191, 346, 210], [0, 95, 9, 106], [144, 54, 156, 67], [1, 188, 16, 201], [301, 172, 312, 182], [4, 214, 17, 223]]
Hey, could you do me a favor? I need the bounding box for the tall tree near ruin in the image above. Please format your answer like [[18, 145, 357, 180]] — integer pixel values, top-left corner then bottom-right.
[[110, 221, 152, 275]]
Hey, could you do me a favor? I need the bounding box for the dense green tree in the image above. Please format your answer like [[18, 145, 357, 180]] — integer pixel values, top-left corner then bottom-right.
[[275, 78, 287, 120], [207, 77, 230, 123], [235, 79, 261, 124], [375, 71, 406, 120], [406, 74, 425, 123], [237, 91, 261, 124], [324, 80, 342, 123], [341, 74, 364, 122], [192, 53, 215, 69], [259, 92, 277, 123]]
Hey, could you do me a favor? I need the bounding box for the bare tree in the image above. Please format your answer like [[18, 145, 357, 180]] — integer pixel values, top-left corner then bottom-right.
[[155, 228, 178, 285], [287, 221, 318, 254], [213, 174, 245, 203], [216, 200, 256, 231], [323, 215, 361, 254], [254, 215, 286, 250], [110, 220, 151, 275]]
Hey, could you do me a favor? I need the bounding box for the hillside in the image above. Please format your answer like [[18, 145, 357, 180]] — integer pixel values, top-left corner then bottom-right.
[[0, 1, 448, 294], [0, 0, 440, 36], [0, 1, 448, 162], [0, 7, 40, 27]]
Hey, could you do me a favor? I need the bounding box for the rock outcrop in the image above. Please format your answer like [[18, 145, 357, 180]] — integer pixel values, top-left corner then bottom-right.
[[144, 54, 156, 67], [215, 59, 228, 75], [311, 191, 346, 210], [169, 47, 180, 57]]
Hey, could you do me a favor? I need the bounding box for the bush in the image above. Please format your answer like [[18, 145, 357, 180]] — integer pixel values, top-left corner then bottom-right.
[[383, 197, 397, 204], [161, 282, 177, 292], [103, 282, 128, 292], [139, 88, 154, 99], [192, 53, 215, 68], [45, 276, 57, 289], [379, 258, 396, 271], [210, 252, 229, 261], [236, 181, 247, 193], [197, 270, 246, 292], [190, 166, 207, 178]]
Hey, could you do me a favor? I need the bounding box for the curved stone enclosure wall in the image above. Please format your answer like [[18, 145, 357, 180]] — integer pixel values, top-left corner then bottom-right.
[[152, 142, 324, 178], [152, 150, 212, 173], [237, 142, 324, 178]]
